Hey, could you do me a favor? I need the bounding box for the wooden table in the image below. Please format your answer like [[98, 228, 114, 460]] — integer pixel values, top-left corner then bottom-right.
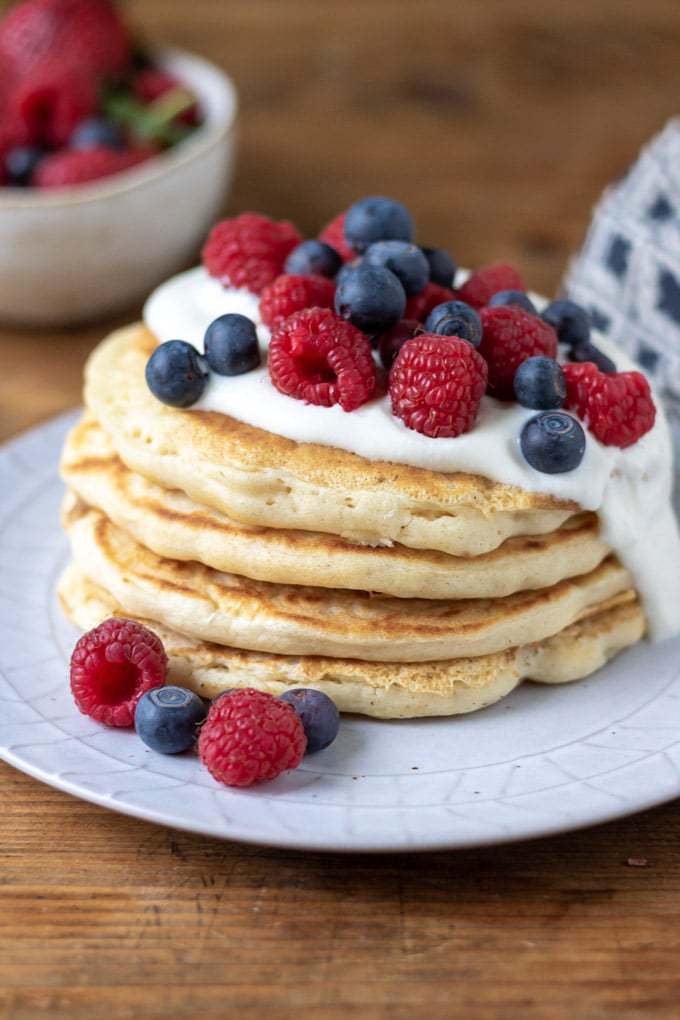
[[3, 2, 680, 1016]]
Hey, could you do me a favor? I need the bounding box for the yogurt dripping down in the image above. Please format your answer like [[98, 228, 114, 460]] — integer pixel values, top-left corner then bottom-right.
[[144, 265, 680, 641]]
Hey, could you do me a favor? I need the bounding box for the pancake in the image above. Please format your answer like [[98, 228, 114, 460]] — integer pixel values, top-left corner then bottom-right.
[[63, 496, 636, 663], [84, 324, 579, 557], [59, 564, 646, 718], [61, 416, 611, 600]]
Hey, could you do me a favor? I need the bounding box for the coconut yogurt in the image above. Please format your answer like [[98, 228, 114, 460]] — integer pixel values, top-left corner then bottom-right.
[[144, 265, 680, 641]]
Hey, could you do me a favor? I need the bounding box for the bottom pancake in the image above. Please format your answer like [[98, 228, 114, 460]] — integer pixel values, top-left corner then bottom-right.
[[59, 564, 646, 719]]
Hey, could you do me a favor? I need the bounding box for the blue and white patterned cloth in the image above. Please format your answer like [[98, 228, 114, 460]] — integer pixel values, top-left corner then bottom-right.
[[565, 118, 680, 441]]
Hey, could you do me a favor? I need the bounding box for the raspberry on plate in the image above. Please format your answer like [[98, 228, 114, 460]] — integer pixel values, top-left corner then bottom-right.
[[389, 334, 488, 438], [456, 263, 526, 310], [479, 305, 557, 400], [404, 281, 456, 322], [269, 307, 377, 411], [259, 273, 336, 331], [70, 618, 168, 728], [318, 211, 356, 263], [34, 145, 152, 187], [563, 362, 656, 448], [202, 213, 302, 295], [198, 688, 307, 787]]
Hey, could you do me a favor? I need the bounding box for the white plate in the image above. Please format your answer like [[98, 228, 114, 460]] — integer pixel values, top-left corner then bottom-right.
[[2, 412, 680, 853]]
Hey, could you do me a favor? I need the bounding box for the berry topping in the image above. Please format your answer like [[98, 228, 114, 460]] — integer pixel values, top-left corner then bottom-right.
[[70, 618, 168, 727], [284, 239, 341, 279], [421, 246, 457, 287], [280, 689, 340, 754], [520, 411, 586, 474], [567, 341, 616, 374], [134, 685, 206, 754], [364, 240, 430, 296], [202, 213, 302, 295], [563, 362, 656, 448], [335, 257, 362, 289], [344, 196, 414, 253], [198, 688, 306, 787], [204, 314, 260, 376], [145, 340, 208, 407], [457, 263, 526, 310], [34, 145, 150, 188], [259, 273, 336, 331], [4, 144, 44, 185], [389, 334, 487, 439], [488, 289, 537, 314], [479, 305, 558, 400], [14, 64, 98, 146], [514, 356, 566, 410], [334, 264, 406, 334], [269, 307, 376, 411], [70, 115, 123, 151], [542, 299, 591, 347], [319, 210, 356, 262], [404, 281, 456, 322], [424, 299, 482, 347], [377, 318, 422, 371]]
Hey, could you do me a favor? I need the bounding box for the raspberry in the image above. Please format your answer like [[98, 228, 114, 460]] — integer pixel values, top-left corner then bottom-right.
[[479, 305, 557, 400], [70, 618, 167, 727], [269, 307, 376, 411], [389, 334, 487, 438], [202, 213, 302, 295], [563, 362, 656, 448], [0, 0, 131, 79], [456, 263, 526, 310], [35, 145, 152, 188], [198, 689, 306, 787], [318, 211, 356, 263], [405, 281, 456, 322], [12, 63, 97, 146], [259, 274, 336, 331]]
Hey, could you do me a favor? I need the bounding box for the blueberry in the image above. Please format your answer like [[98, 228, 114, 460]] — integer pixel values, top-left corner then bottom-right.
[[364, 241, 430, 296], [568, 342, 616, 373], [284, 239, 342, 278], [542, 299, 591, 347], [377, 319, 422, 370], [70, 117, 123, 151], [489, 289, 537, 314], [514, 356, 566, 410], [204, 314, 260, 376], [145, 340, 208, 407], [421, 246, 457, 287], [344, 196, 414, 253], [520, 411, 586, 474], [134, 685, 206, 754], [4, 146, 44, 186], [424, 300, 482, 347], [336, 258, 362, 289], [280, 689, 340, 753], [335, 264, 406, 334]]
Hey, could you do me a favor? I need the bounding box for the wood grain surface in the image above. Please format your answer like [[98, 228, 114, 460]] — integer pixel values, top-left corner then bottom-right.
[[2, 2, 680, 1017]]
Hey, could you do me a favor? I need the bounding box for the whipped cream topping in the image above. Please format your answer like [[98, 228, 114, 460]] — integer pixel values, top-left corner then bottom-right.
[[144, 266, 680, 641]]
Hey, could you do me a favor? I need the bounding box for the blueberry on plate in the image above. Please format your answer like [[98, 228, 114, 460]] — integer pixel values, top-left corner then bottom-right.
[[344, 196, 414, 253], [541, 299, 591, 347], [520, 411, 586, 474], [488, 289, 537, 314], [514, 356, 566, 410], [145, 340, 208, 407], [424, 300, 482, 347], [135, 686, 207, 754], [204, 314, 261, 376], [70, 117, 123, 151], [280, 689, 340, 753], [568, 341, 616, 373], [421, 246, 457, 287], [4, 146, 45, 186], [335, 264, 406, 334], [364, 240, 430, 296], [284, 239, 342, 278]]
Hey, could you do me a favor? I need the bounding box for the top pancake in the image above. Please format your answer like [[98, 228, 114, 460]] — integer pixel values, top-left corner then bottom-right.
[[84, 324, 579, 557]]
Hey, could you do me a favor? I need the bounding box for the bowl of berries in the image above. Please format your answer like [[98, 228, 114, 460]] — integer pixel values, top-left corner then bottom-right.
[[0, 0, 238, 327]]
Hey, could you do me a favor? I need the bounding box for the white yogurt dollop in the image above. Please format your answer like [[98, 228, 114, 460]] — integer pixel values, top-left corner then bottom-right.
[[144, 266, 680, 641]]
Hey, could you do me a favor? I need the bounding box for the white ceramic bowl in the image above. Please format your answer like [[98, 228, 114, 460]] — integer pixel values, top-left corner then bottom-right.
[[0, 49, 238, 327]]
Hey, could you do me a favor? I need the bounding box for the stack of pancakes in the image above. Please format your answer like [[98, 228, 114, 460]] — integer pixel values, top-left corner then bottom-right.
[[58, 324, 646, 718]]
